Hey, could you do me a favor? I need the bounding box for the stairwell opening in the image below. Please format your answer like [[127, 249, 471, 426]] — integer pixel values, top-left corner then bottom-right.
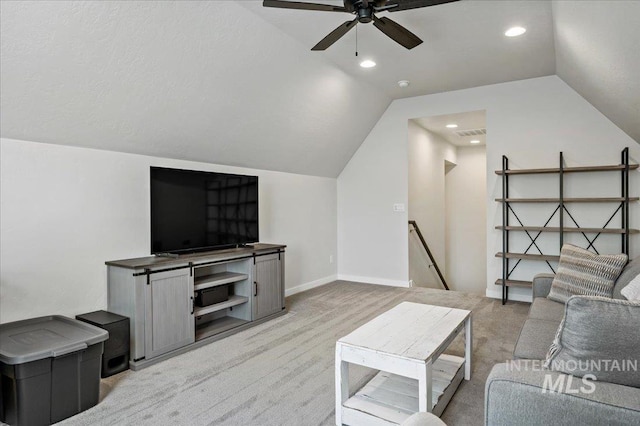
[[408, 111, 487, 294]]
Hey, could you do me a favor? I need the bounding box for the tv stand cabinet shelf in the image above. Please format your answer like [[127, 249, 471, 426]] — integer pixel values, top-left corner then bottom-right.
[[106, 243, 286, 370], [194, 272, 248, 290], [193, 295, 249, 317]]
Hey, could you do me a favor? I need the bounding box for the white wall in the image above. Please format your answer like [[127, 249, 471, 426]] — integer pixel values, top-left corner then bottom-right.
[[337, 76, 640, 302], [445, 146, 487, 294], [408, 121, 456, 288], [0, 138, 337, 323], [336, 102, 410, 287]]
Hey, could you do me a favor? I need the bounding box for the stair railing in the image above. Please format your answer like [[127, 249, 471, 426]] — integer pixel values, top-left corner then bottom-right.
[[408, 220, 450, 291]]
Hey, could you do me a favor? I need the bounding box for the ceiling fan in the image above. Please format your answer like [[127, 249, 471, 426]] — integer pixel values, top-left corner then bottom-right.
[[263, 0, 459, 51]]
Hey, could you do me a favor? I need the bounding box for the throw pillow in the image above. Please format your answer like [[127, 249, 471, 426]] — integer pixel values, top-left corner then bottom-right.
[[547, 244, 628, 303], [545, 295, 640, 388], [621, 273, 640, 300], [613, 256, 640, 298]]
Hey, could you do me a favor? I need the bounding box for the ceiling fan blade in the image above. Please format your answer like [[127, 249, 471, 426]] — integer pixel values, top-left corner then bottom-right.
[[311, 18, 358, 50], [386, 0, 459, 12], [263, 0, 347, 13], [372, 15, 423, 49]]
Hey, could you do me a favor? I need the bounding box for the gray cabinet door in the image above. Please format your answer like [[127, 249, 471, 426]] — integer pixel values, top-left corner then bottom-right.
[[145, 268, 194, 359], [253, 253, 284, 320]]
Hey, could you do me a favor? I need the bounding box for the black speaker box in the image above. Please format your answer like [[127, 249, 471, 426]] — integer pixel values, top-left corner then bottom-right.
[[76, 310, 130, 378], [195, 285, 229, 307]]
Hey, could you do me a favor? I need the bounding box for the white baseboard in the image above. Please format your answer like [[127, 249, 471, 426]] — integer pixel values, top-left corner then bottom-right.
[[285, 275, 337, 297], [485, 287, 533, 303], [337, 274, 411, 288]]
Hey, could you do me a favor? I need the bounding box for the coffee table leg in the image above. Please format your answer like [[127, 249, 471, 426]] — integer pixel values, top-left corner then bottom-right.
[[418, 360, 433, 412], [465, 315, 472, 380], [335, 344, 349, 425]]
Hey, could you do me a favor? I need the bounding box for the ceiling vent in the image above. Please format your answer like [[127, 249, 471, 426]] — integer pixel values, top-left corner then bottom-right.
[[455, 128, 486, 137]]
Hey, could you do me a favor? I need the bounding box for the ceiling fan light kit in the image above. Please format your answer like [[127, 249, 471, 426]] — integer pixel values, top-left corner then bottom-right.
[[263, 0, 460, 51]]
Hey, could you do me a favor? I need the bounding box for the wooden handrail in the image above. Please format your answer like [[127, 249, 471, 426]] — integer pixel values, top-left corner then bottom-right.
[[408, 221, 450, 291]]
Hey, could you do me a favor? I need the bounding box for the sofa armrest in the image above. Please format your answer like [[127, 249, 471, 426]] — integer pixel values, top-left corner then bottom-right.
[[532, 273, 555, 298], [485, 362, 640, 426]]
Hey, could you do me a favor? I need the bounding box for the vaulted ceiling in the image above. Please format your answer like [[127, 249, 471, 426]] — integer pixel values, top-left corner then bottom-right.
[[1, 1, 638, 178]]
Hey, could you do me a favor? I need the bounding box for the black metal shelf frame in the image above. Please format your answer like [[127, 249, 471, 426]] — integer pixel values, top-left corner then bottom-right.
[[498, 148, 635, 304]]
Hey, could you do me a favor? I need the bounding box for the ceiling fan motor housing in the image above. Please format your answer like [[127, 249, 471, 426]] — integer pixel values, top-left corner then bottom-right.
[[357, 7, 373, 23]]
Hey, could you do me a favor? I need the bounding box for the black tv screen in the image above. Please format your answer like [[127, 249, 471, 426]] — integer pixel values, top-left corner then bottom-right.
[[150, 167, 258, 254]]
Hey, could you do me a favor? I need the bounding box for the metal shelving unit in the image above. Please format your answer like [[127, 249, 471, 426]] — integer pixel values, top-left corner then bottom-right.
[[496, 148, 638, 304]]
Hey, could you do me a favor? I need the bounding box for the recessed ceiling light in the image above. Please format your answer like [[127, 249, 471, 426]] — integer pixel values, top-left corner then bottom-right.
[[398, 80, 410, 88], [505, 26, 526, 37], [470, 140, 481, 144], [360, 59, 376, 68], [446, 124, 458, 129]]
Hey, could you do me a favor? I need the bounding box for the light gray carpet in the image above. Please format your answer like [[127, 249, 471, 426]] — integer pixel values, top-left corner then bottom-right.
[[59, 281, 529, 426]]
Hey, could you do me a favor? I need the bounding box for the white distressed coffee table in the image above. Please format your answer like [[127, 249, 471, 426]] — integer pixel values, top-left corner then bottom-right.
[[335, 302, 472, 425]]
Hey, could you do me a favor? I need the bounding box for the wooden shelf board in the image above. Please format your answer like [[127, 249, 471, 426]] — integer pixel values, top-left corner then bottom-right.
[[495, 279, 532, 288], [495, 164, 639, 175], [195, 316, 249, 341], [495, 226, 639, 234], [495, 197, 639, 203], [495, 252, 560, 262], [342, 354, 464, 424], [193, 295, 249, 317], [194, 271, 249, 291]]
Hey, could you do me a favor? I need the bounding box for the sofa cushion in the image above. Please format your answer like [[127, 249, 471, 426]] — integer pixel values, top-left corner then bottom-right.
[[527, 297, 565, 321], [545, 295, 640, 388], [486, 363, 640, 426], [547, 244, 628, 303], [613, 256, 640, 299], [513, 318, 561, 360]]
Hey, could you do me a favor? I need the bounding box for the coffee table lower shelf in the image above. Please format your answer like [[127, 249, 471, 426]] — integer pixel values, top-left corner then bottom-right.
[[342, 354, 464, 425]]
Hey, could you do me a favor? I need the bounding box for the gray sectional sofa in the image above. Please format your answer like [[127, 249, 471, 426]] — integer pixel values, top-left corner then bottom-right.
[[485, 256, 640, 425]]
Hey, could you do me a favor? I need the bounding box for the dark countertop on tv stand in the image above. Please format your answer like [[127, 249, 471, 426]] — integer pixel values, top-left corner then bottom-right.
[[105, 243, 286, 270]]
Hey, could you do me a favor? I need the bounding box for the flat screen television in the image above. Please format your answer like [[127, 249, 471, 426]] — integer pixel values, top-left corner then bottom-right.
[[150, 167, 259, 254]]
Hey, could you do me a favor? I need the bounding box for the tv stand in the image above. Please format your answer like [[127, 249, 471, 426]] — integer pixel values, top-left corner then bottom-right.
[[106, 243, 286, 370]]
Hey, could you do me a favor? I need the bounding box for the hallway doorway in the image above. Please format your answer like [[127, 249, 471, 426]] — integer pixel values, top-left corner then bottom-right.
[[408, 111, 487, 293]]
